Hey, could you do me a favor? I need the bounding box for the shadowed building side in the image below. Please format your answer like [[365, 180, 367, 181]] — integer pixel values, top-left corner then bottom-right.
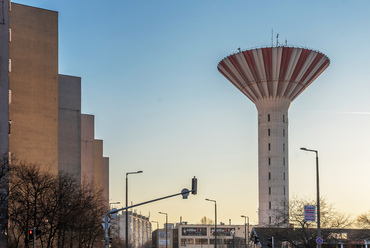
[[218, 46, 330, 226], [81, 114, 95, 185], [0, 1, 10, 245], [58, 74, 81, 182], [103, 157, 109, 210]]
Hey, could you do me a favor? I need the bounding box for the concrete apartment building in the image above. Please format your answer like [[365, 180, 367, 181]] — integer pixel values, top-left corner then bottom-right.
[[152, 224, 248, 248], [0, 0, 110, 216], [114, 211, 152, 248]]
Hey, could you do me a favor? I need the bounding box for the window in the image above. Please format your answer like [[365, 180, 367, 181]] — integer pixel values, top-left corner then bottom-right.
[[210, 239, 222, 244], [195, 239, 208, 245], [283, 143, 285, 151], [284, 187, 286, 195], [268, 172, 271, 180], [269, 216, 272, 224], [268, 143, 271, 151], [269, 187, 271, 195], [269, 201, 271, 209], [283, 129, 285, 137], [181, 239, 194, 245], [268, 129, 270, 136], [283, 114, 285, 122], [268, 114, 270, 122], [283, 157, 285, 165], [8, 120, 12, 135], [268, 157, 271, 165]]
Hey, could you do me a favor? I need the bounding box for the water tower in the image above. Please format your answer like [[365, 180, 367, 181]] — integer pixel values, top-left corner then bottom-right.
[[217, 46, 330, 226]]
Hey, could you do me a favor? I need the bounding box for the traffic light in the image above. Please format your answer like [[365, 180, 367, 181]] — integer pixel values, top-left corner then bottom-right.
[[253, 236, 259, 244], [192, 176, 197, 195], [29, 229, 34, 240], [267, 237, 274, 247]]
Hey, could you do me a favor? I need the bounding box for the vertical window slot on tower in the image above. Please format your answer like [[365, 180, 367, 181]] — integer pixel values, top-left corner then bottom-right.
[[268, 157, 271, 165], [283, 143, 285, 151], [268, 172, 271, 180], [268, 143, 271, 151], [269, 187, 271, 195], [269, 202, 271, 209], [283, 157, 285, 165], [268, 128, 270, 136], [268, 114, 270, 122]]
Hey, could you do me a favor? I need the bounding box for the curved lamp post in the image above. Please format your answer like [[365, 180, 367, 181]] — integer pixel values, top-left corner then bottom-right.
[[206, 199, 217, 248], [159, 212, 168, 248], [125, 170, 143, 248], [241, 215, 249, 248], [301, 147, 321, 247]]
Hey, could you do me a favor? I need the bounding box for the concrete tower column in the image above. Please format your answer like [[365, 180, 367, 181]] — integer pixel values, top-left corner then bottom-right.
[[256, 99, 290, 226]]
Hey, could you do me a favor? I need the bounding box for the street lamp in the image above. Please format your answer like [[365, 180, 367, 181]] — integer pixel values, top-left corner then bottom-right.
[[206, 199, 217, 248], [126, 170, 143, 248], [159, 212, 168, 248], [241, 215, 249, 248], [151, 220, 159, 230], [300, 147, 321, 247]]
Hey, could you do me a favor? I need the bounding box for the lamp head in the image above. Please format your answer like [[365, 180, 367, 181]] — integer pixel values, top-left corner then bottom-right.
[[300, 147, 307, 151]]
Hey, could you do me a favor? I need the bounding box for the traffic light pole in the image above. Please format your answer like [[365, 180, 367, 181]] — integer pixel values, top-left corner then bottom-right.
[[103, 177, 197, 248], [32, 227, 36, 248]]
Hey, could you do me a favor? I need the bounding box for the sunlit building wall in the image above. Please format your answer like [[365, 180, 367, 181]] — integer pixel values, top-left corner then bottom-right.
[[9, 3, 59, 174]]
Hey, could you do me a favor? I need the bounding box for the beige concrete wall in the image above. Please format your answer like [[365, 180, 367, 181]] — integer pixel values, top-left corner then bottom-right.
[[103, 157, 109, 210], [9, 4, 58, 174], [81, 114, 94, 184], [94, 139, 103, 192], [58, 75, 81, 181]]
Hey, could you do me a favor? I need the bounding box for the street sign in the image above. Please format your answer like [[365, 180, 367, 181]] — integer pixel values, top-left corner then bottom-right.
[[316, 237, 323, 244], [304, 205, 315, 222], [102, 223, 111, 229]]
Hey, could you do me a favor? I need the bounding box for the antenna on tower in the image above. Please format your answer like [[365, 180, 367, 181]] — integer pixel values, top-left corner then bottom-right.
[[285, 39, 287, 46], [276, 33, 279, 47], [237, 47, 241, 52]]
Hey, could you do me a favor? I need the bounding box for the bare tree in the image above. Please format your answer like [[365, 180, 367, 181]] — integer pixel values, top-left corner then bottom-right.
[[7, 160, 105, 248], [199, 216, 213, 224], [270, 196, 353, 248]]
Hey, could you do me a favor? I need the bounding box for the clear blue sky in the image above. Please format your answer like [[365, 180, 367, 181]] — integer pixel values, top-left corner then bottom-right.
[[14, 0, 370, 227]]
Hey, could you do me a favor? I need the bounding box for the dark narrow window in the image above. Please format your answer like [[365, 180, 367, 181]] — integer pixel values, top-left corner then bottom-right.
[[268, 172, 271, 180], [268, 143, 271, 151], [283, 129, 285, 137], [283, 157, 285, 165], [283, 114, 285, 122], [268, 129, 270, 136], [8, 120, 11, 135], [268, 157, 271, 165], [269, 216, 272, 224], [268, 114, 270, 122], [269, 201, 271, 209], [283, 172, 285, 180], [269, 187, 271, 195], [284, 187, 286, 195], [283, 143, 285, 151]]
